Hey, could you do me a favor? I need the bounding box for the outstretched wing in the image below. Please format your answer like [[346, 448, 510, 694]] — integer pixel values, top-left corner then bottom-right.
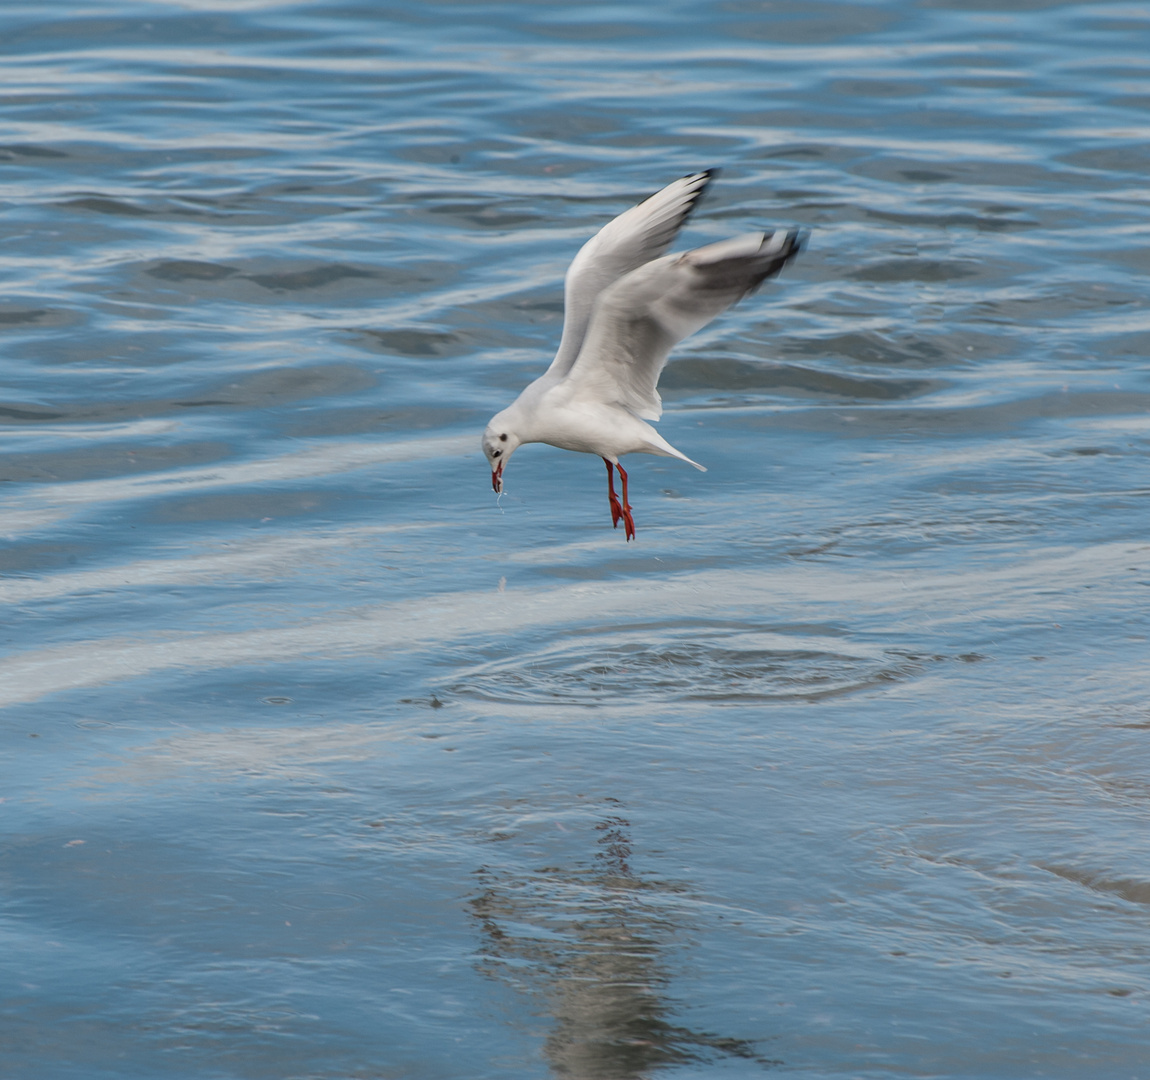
[[545, 170, 714, 380], [562, 229, 805, 420]]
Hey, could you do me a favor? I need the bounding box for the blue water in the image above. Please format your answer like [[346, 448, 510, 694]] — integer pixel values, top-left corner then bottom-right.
[[3, 2, 1150, 1077]]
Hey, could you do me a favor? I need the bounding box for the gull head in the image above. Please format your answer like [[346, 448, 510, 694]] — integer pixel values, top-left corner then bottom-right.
[[482, 417, 521, 493]]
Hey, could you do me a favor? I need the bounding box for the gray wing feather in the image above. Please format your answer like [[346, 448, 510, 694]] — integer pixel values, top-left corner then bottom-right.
[[563, 228, 804, 420], [545, 171, 714, 379]]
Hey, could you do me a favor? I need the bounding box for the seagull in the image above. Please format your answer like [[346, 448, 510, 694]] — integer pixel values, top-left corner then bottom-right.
[[482, 170, 803, 540]]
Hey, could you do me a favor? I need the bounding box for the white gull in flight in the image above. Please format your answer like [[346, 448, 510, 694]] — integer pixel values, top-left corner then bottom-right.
[[482, 170, 803, 540]]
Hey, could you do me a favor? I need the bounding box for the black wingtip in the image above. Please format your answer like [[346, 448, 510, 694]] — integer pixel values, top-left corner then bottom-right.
[[688, 167, 719, 198], [689, 167, 720, 184], [637, 167, 716, 213], [680, 168, 718, 219], [742, 226, 807, 295], [767, 226, 807, 262]]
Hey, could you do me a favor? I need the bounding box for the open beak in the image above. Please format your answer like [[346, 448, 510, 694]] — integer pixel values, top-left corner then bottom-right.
[[492, 461, 503, 493]]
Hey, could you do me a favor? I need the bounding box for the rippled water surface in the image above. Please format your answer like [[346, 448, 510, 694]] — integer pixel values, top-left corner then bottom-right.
[[3, 1, 1150, 1076]]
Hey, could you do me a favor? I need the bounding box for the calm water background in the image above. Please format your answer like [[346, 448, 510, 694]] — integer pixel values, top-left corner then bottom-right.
[[2, 1, 1149, 1076]]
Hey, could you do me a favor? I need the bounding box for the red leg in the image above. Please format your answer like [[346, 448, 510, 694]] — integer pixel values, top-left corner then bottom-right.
[[616, 461, 636, 541], [604, 457, 624, 528]]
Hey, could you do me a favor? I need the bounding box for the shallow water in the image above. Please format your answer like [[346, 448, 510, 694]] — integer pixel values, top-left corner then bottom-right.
[[2, 1, 1150, 1077]]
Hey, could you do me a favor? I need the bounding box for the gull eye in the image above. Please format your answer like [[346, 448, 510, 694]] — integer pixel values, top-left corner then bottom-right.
[[499, 433, 508, 442]]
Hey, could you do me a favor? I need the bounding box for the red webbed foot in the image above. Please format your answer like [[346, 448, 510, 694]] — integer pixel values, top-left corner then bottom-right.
[[604, 457, 625, 529], [616, 462, 636, 541], [603, 458, 637, 540], [621, 506, 636, 541]]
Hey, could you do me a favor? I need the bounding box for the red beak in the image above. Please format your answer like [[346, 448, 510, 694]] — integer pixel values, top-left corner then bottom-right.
[[492, 462, 503, 493]]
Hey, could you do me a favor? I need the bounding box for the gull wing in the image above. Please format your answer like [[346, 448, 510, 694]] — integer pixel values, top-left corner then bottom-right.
[[545, 171, 714, 380], [562, 229, 804, 420]]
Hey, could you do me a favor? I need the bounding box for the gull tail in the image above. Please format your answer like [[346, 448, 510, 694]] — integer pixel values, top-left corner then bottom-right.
[[645, 429, 707, 471]]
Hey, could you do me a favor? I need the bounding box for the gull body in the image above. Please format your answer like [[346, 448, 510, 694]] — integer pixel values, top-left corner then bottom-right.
[[483, 170, 803, 539]]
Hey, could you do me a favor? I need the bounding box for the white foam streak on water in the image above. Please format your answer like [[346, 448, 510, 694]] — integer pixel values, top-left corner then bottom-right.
[[0, 523, 439, 605], [0, 433, 476, 533], [0, 418, 182, 444], [2, 541, 1140, 708]]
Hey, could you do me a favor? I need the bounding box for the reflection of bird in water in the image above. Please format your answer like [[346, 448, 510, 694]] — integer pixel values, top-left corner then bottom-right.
[[469, 806, 781, 1077]]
